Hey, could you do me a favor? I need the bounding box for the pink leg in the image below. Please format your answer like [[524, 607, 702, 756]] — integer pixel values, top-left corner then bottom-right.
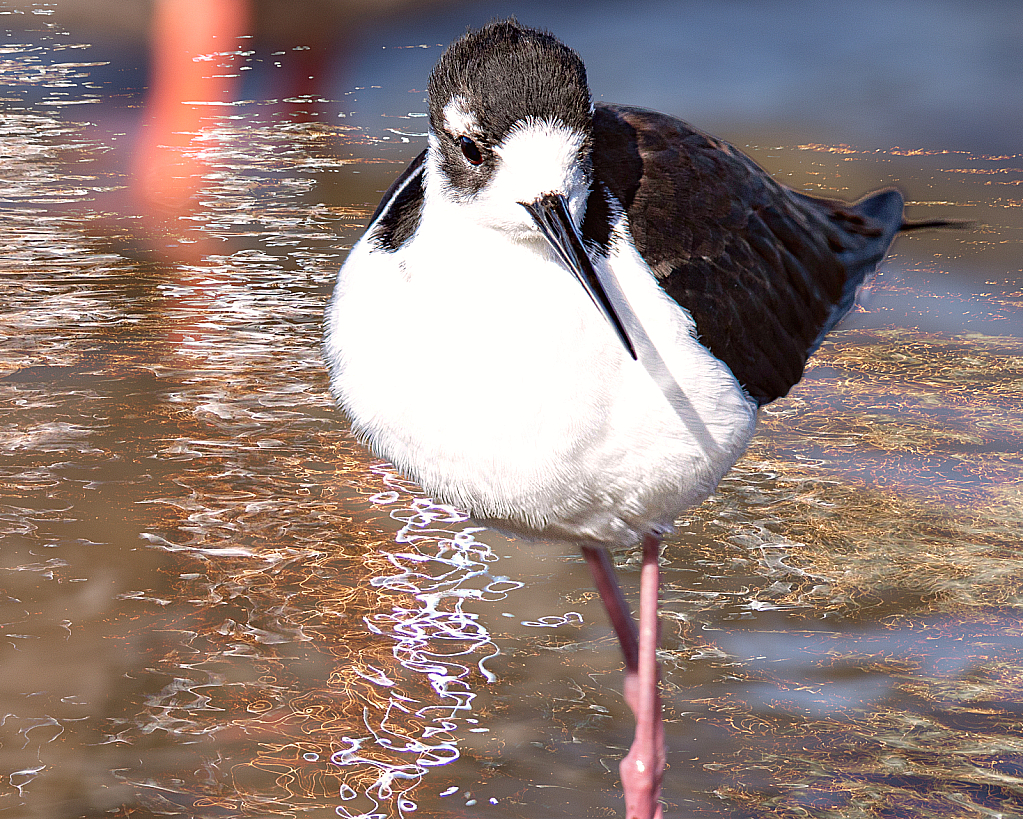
[[582, 545, 640, 718], [582, 546, 639, 670], [582, 535, 665, 819]]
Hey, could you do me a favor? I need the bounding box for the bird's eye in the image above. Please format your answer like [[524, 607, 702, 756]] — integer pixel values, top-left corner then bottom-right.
[[459, 136, 484, 166]]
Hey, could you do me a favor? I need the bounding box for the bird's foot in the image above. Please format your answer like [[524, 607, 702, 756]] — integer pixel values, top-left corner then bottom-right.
[[620, 699, 665, 819]]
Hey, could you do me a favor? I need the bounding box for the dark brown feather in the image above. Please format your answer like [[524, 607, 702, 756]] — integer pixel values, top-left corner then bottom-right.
[[589, 103, 903, 406]]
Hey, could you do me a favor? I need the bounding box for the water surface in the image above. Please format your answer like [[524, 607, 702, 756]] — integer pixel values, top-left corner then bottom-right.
[[1, 3, 1022, 818]]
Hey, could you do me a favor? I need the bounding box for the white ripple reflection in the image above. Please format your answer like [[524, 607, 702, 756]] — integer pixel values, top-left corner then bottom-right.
[[330, 466, 521, 818]]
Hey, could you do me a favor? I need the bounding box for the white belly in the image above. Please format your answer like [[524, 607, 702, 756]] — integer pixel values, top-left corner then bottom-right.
[[324, 215, 757, 549]]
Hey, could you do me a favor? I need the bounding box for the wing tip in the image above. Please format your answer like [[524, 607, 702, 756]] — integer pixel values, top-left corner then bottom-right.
[[853, 187, 904, 242]]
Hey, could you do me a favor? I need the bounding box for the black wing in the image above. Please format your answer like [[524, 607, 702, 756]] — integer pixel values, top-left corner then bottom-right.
[[587, 103, 903, 406], [368, 148, 427, 252]]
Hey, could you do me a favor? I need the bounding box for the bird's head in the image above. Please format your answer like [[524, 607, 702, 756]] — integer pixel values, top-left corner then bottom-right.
[[426, 20, 635, 358]]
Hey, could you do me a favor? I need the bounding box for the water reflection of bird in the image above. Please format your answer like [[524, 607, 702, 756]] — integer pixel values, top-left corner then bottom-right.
[[324, 20, 946, 819]]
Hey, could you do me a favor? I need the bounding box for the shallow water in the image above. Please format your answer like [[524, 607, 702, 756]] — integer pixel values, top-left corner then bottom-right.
[[1, 2, 1022, 818]]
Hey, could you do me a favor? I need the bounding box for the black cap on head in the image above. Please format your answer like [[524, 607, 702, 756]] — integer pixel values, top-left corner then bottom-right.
[[428, 20, 593, 143]]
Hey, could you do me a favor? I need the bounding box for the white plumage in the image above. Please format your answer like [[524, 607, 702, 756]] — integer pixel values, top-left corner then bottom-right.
[[324, 117, 756, 549]]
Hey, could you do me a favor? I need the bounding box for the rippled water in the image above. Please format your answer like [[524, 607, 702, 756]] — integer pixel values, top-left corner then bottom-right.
[[1, 3, 1022, 818]]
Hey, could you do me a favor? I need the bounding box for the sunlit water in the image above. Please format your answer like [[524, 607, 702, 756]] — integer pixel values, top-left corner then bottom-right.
[[1, 4, 1022, 818]]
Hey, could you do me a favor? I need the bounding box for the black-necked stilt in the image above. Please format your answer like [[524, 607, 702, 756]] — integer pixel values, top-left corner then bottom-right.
[[325, 20, 947, 819]]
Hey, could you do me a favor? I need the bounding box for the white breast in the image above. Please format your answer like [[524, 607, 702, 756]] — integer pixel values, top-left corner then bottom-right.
[[325, 206, 757, 549]]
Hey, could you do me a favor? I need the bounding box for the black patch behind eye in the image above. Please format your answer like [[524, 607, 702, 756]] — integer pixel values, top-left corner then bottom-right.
[[437, 134, 492, 199]]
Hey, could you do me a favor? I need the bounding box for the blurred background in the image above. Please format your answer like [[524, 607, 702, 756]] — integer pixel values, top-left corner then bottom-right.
[[1, 1, 1021, 818]]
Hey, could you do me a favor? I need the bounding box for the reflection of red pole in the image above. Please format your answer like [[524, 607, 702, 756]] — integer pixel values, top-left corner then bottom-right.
[[133, 0, 250, 215]]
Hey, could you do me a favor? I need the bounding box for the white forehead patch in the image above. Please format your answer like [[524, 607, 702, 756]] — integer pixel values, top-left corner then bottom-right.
[[442, 95, 478, 136], [491, 118, 588, 207]]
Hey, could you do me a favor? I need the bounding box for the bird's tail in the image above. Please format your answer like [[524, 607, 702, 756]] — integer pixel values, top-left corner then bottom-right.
[[899, 216, 972, 232], [853, 188, 971, 235]]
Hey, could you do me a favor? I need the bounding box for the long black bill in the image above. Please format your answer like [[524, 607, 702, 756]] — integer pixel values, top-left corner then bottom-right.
[[521, 193, 637, 360]]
